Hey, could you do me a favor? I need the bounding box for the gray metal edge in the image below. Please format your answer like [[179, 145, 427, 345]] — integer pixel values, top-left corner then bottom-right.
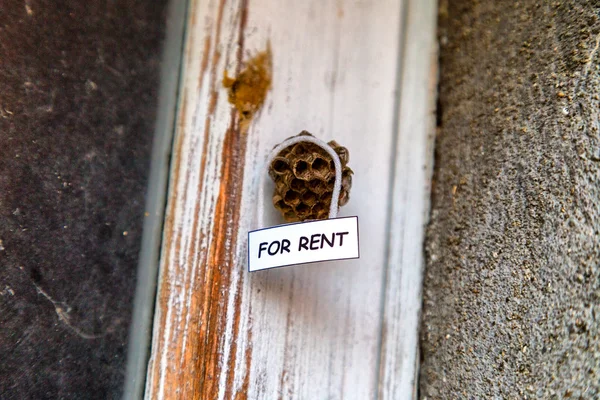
[[121, 0, 188, 398]]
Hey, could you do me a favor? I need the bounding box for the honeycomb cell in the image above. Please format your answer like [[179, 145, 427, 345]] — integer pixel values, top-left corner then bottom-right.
[[301, 191, 317, 206], [308, 178, 322, 191], [284, 190, 301, 205], [292, 143, 307, 155], [312, 202, 326, 214], [335, 147, 349, 164], [271, 157, 290, 175], [292, 159, 310, 180], [290, 178, 303, 191], [312, 157, 329, 175], [284, 210, 298, 222], [295, 203, 310, 216], [339, 190, 349, 206]]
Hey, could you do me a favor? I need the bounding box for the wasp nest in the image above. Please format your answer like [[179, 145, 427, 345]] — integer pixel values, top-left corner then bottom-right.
[[269, 131, 353, 222]]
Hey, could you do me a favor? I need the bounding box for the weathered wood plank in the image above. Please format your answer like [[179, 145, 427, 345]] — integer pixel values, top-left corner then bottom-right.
[[145, 0, 437, 398], [378, 0, 438, 397]]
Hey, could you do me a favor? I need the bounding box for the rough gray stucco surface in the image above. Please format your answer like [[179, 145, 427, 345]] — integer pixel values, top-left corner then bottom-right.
[[420, 1, 599, 399]]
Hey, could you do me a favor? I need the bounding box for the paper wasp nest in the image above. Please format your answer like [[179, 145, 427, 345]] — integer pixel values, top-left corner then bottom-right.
[[269, 131, 353, 222]]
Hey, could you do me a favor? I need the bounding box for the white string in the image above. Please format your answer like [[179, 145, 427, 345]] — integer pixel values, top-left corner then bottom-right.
[[257, 135, 343, 228]]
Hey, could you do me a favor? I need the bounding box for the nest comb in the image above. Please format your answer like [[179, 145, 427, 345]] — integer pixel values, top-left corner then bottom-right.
[[269, 131, 353, 222]]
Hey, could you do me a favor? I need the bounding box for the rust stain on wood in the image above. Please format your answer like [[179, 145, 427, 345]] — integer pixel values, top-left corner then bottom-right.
[[200, 3, 255, 399], [148, 0, 261, 399], [198, 34, 212, 89]]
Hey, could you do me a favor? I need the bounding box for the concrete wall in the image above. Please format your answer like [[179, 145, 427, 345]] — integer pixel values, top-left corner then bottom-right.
[[421, 1, 599, 398]]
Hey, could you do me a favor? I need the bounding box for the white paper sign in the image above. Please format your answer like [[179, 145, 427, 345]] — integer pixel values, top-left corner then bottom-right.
[[248, 216, 360, 272]]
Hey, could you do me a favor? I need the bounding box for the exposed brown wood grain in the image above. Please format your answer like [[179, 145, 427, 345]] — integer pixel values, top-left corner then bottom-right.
[[146, 1, 251, 398]]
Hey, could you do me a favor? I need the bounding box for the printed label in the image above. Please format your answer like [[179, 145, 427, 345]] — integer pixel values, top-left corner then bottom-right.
[[248, 216, 359, 272]]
